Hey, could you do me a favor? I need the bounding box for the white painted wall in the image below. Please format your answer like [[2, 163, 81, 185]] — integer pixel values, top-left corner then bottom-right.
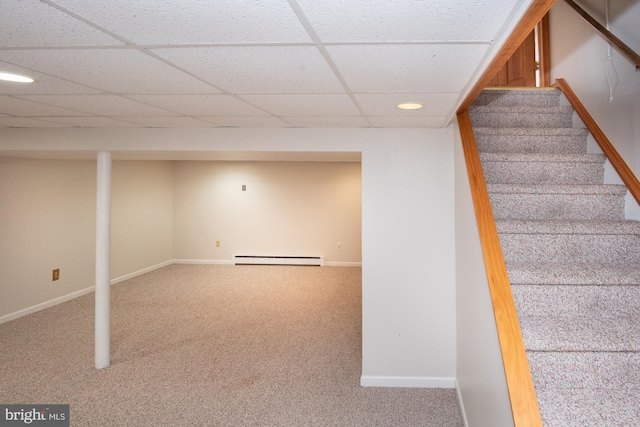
[[111, 161, 174, 280], [0, 158, 175, 322], [453, 122, 513, 426], [173, 161, 361, 265], [360, 129, 456, 387], [550, 1, 640, 172], [0, 158, 96, 321], [0, 127, 457, 386]]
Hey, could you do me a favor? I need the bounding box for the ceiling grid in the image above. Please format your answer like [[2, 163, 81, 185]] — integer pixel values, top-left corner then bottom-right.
[[0, 0, 524, 128]]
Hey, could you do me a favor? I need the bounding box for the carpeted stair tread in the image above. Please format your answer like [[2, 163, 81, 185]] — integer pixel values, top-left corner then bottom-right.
[[474, 127, 590, 154], [534, 387, 640, 427], [512, 285, 640, 317], [474, 127, 589, 137], [470, 105, 572, 114], [507, 262, 640, 286], [473, 89, 561, 107], [481, 153, 605, 185], [528, 351, 640, 390], [500, 233, 640, 264], [489, 186, 626, 221], [488, 183, 627, 195], [480, 152, 605, 163], [469, 106, 574, 129], [496, 219, 640, 234], [519, 315, 640, 351]]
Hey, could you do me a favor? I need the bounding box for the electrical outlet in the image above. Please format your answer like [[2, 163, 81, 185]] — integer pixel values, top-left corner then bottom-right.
[[216, 240, 220, 248], [52, 269, 60, 281], [337, 242, 342, 249]]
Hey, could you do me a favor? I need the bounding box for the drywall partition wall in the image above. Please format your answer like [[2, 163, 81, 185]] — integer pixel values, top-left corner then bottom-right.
[[173, 161, 361, 265], [550, 1, 640, 172], [111, 161, 174, 281], [0, 127, 457, 385], [453, 123, 513, 426], [360, 129, 456, 387], [0, 158, 96, 321], [0, 158, 176, 322]]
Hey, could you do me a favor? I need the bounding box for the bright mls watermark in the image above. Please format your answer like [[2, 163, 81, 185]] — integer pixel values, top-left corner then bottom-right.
[[0, 405, 68, 426]]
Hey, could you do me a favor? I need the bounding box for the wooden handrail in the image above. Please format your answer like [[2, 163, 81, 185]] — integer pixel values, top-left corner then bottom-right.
[[554, 78, 640, 205], [458, 0, 556, 113], [457, 111, 543, 427], [564, 0, 640, 71]]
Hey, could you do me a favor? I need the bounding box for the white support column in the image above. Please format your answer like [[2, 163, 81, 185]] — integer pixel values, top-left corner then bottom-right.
[[95, 151, 112, 369]]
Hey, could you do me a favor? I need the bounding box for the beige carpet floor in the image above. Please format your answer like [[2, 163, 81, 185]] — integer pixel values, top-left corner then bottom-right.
[[0, 264, 463, 426]]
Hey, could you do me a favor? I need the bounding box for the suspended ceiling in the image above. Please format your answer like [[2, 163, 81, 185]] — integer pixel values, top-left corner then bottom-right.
[[0, 0, 529, 129]]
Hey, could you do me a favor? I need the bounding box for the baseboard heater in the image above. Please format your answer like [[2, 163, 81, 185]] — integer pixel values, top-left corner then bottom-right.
[[233, 255, 324, 266]]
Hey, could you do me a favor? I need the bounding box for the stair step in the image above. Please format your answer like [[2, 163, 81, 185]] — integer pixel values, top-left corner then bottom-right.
[[488, 184, 627, 220], [529, 351, 640, 390], [474, 128, 589, 154], [496, 219, 640, 234], [530, 351, 640, 426], [534, 386, 640, 427], [481, 153, 605, 184], [500, 233, 640, 264], [473, 89, 562, 107], [519, 315, 640, 351], [469, 106, 574, 128], [512, 284, 640, 317], [507, 262, 640, 286]]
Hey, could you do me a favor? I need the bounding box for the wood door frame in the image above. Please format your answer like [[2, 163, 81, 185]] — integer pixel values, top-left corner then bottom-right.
[[488, 12, 551, 88], [536, 13, 551, 87]]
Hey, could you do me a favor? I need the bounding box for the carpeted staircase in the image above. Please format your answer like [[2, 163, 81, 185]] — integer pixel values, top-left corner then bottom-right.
[[469, 88, 640, 426]]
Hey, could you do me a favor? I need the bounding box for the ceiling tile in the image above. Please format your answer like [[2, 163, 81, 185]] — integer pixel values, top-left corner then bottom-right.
[[198, 117, 292, 128], [0, 62, 101, 95], [1, 49, 221, 94], [239, 94, 361, 117], [297, 0, 519, 42], [17, 95, 178, 116], [284, 117, 370, 128], [126, 94, 271, 116], [355, 93, 460, 116], [327, 44, 489, 93], [49, 0, 312, 44], [120, 116, 219, 128], [0, 96, 88, 116], [38, 116, 139, 127], [368, 116, 446, 128], [153, 46, 345, 94], [0, 0, 123, 47], [0, 117, 70, 127]]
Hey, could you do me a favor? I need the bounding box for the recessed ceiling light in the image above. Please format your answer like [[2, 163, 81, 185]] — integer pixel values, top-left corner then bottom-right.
[[397, 102, 423, 110], [0, 72, 34, 83]]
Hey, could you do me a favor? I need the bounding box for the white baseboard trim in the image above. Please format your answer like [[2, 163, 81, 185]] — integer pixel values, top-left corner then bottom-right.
[[1, 260, 174, 325], [324, 262, 362, 267], [173, 259, 234, 265], [0, 258, 356, 324], [360, 375, 456, 388], [455, 379, 470, 427], [110, 260, 174, 285], [173, 259, 360, 267], [0, 286, 95, 325]]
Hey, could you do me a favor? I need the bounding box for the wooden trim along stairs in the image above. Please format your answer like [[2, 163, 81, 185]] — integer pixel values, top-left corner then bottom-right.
[[457, 111, 543, 427], [554, 78, 640, 205], [455, 1, 555, 425]]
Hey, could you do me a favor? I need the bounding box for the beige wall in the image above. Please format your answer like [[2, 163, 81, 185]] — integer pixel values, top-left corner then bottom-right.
[[111, 161, 174, 279], [0, 158, 96, 319], [0, 159, 175, 321], [173, 161, 362, 265], [550, 1, 640, 172]]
